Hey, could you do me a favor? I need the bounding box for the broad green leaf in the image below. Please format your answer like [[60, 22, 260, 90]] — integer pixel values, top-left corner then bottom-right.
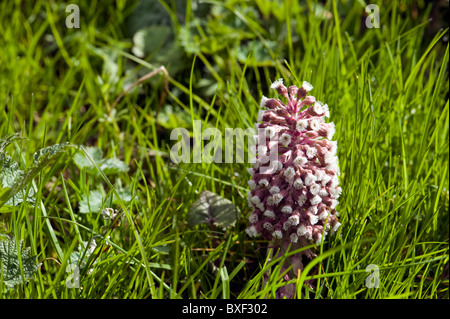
[[109, 187, 133, 205], [79, 184, 134, 214], [0, 133, 23, 154], [0, 142, 68, 208], [73, 147, 128, 176], [0, 188, 15, 213], [126, 0, 176, 36], [100, 158, 129, 175], [0, 205, 15, 214], [33, 142, 68, 162], [156, 104, 192, 130], [234, 39, 277, 66], [132, 25, 172, 58], [0, 234, 41, 288], [69, 240, 97, 269], [79, 190, 104, 213], [187, 190, 240, 228], [86, 44, 120, 86], [73, 146, 103, 169], [0, 140, 34, 209]]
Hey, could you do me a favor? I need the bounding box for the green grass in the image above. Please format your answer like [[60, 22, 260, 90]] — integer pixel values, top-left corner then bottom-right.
[[0, 0, 448, 299]]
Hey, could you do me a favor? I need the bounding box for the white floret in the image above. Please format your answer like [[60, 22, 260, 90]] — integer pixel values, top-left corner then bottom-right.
[[331, 221, 341, 234], [304, 228, 312, 240], [258, 146, 268, 156], [275, 160, 283, 171], [315, 169, 325, 181], [321, 174, 332, 186], [309, 118, 321, 131], [319, 188, 329, 197], [283, 167, 296, 180], [304, 174, 317, 186], [281, 206, 293, 214], [310, 183, 321, 195], [257, 110, 266, 122], [309, 213, 319, 225], [263, 210, 275, 218], [313, 101, 324, 115], [330, 175, 339, 188], [266, 196, 275, 206], [271, 78, 284, 89], [310, 195, 322, 206], [288, 215, 300, 226], [256, 203, 265, 212], [251, 196, 261, 205], [293, 156, 307, 167], [324, 152, 337, 165], [297, 194, 307, 206], [246, 226, 259, 238], [297, 225, 307, 237], [322, 104, 330, 117], [253, 158, 260, 169], [315, 233, 323, 245], [258, 179, 269, 187], [296, 119, 308, 132], [249, 213, 259, 224], [272, 193, 283, 205], [329, 141, 338, 155], [269, 186, 280, 194], [326, 122, 336, 140], [260, 95, 269, 108], [302, 81, 313, 92], [280, 133, 292, 146], [306, 146, 317, 159], [328, 186, 342, 199], [319, 210, 329, 220], [272, 230, 283, 239], [265, 126, 276, 138], [293, 178, 304, 190], [290, 233, 299, 243], [331, 199, 339, 209]]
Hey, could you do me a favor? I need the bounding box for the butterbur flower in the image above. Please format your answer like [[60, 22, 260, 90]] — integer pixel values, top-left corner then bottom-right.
[[246, 79, 342, 298]]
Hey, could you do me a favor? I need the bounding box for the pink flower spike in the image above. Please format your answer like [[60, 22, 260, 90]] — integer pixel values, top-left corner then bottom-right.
[[247, 79, 341, 299]]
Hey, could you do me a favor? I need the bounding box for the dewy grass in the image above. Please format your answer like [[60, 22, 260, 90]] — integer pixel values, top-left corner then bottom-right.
[[0, 0, 448, 299]]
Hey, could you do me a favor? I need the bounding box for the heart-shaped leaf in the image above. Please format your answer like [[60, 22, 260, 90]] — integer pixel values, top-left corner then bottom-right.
[[79, 190, 103, 213], [187, 191, 240, 228], [73, 147, 128, 176], [0, 234, 42, 288]]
